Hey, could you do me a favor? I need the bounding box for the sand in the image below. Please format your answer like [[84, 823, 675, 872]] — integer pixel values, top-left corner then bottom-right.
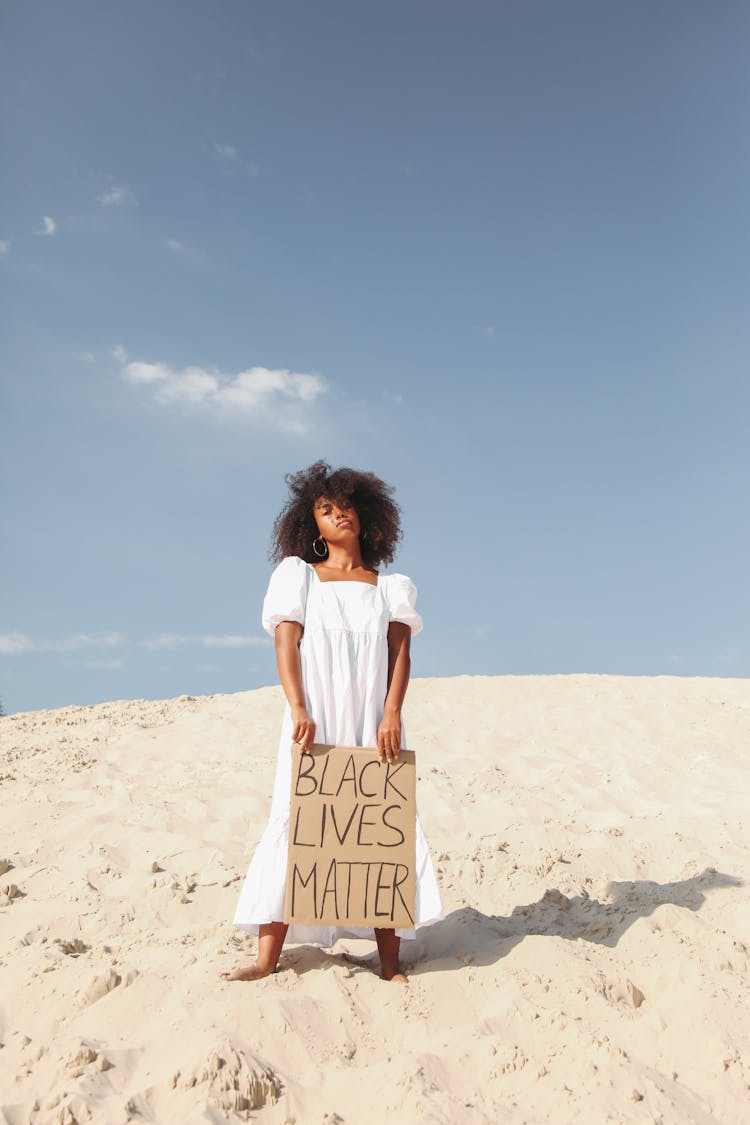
[[1, 673, 748, 1124]]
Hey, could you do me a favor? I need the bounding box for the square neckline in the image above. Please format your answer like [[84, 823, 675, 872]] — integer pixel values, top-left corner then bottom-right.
[[309, 563, 380, 588]]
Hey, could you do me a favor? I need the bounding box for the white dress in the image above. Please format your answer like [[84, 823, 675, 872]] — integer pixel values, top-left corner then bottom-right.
[[232, 555, 443, 947]]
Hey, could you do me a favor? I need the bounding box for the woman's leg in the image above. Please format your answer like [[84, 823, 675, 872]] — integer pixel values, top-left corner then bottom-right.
[[375, 928, 407, 983], [220, 921, 288, 982]]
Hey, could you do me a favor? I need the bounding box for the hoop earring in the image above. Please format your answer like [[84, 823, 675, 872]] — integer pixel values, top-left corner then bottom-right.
[[361, 529, 368, 542], [312, 536, 328, 558]]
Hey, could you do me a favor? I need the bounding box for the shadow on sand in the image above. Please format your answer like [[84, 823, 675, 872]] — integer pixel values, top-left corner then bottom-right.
[[276, 867, 742, 978]]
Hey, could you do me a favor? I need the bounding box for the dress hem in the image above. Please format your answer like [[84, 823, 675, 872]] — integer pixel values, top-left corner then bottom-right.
[[232, 911, 444, 947]]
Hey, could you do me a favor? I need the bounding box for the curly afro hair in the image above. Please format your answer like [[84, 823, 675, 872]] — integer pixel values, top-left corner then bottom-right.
[[271, 460, 403, 569]]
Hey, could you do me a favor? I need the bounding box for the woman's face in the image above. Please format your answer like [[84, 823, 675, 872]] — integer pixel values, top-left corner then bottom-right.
[[313, 495, 361, 543]]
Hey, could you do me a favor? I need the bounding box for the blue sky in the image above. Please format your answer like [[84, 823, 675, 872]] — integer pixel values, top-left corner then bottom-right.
[[2, 0, 749, 714]]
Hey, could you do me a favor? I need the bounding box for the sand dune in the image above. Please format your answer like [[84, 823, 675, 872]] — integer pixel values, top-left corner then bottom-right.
[[1, 674, 748, 1123]]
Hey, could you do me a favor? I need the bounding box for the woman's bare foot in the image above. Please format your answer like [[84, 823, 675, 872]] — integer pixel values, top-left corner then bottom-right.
[[220, 962, 275, 982], [220, 921, 288, 983], [375, 928, 408, 984]]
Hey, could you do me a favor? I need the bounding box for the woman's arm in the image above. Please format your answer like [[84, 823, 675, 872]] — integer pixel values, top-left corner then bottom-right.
[[377, 621, 411, 763], [274, 621, 316, 753]]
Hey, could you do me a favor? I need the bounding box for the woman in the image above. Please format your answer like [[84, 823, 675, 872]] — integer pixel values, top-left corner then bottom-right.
[[222, 461, 442, 983]]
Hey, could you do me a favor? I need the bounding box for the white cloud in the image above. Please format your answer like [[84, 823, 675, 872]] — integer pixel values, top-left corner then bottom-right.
[[143, 633, 269, 650], [124, 360, 218, 407], [212, 366, 325, 409], [114, 347, 329, 431], [214, 142, 238, 160], [201, 634, 269, 648], [0, 629, 269, 657], [97, 182, 136, 207], [0, 631, 123, 654], [384, 390, 403, 405], [0, 239, 9, 257], [0, 631, 33, 654], [35, 215, 56, 236], [78, 351, 96, 362], [54, 632, 123, 653], [164, 238, 184, 252], [143, 633, 191, 650], [275, 416, 312, 435], [212, 143, 258, 176], [124, 360, 172, 385]]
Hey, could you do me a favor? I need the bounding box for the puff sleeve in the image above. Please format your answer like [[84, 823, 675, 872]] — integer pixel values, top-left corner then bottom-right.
[[261, 556, 309, 635], [383, 573, 423, 636]]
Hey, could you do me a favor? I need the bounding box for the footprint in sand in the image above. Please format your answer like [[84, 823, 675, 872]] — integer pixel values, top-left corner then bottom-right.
[[1, 882, 24, 905], [588, 972, 645, 1009], [171, 1038, 281, 1114], [79, 965, 136, 1006], [55, 937, 90, 957], [65, 1039, 113, 1073]]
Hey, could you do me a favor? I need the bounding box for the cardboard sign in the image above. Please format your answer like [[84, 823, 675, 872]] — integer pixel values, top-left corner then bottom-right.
[[284, 744, 416, 929]]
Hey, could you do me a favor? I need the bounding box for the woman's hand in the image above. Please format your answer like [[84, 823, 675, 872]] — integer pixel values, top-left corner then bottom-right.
[[290, 705, 316, 754], [377, 707, 402, 763]]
